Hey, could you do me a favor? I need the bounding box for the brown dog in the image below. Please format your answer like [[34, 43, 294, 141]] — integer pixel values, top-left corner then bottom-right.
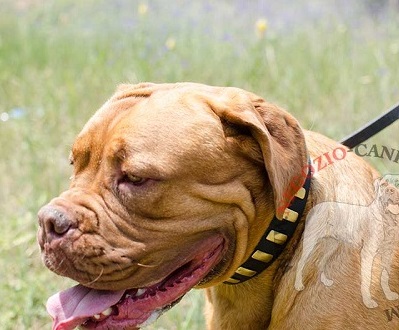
[[38, 83, 399, 329]]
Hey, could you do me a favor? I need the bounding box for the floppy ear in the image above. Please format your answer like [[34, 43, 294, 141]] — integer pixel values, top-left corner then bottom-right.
[[206, 87, 308, 219]]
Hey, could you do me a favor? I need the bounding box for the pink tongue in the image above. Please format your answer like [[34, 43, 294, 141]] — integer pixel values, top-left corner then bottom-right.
[[46, 284, 125, 330]]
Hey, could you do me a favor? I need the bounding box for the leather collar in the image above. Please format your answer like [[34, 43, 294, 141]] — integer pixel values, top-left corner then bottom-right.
[[224, 161, 312, 284]]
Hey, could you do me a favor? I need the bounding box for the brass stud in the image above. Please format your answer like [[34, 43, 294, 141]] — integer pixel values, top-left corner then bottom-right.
[[225, 278, 240, 284], [236, 267, 257, 277], [283, 208, 299, 222], [266, 230, 287, 245], [295, 187, 306, 199], [252, 250, 273, 263]]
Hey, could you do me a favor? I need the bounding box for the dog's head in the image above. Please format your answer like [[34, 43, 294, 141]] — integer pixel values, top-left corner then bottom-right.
[[37, 83, 307, 329], [376, 175, 399, 216]]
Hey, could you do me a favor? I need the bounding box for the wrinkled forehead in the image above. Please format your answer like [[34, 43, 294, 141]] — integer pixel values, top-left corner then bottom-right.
[[129, 89, 218, 133], [72, 88, 228, 175], [112, 90, 224, 149]]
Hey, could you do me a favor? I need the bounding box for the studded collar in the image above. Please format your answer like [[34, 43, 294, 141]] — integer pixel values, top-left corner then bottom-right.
[[224, 161, 312, 284]]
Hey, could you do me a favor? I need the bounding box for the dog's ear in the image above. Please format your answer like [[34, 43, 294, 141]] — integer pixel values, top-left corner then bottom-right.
[[207, 87, 308, 219]]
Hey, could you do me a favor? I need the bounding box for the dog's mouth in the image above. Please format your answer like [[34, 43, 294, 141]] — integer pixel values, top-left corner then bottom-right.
[[46, 241, 225, 330]]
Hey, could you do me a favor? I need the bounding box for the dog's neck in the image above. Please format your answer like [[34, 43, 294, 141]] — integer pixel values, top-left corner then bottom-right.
[[223, 162, 312, 285], [205, 163, 313, 329]]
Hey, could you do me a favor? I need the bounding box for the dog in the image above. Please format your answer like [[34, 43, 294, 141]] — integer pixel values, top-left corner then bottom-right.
[[37, 83, 399, 329], [294, 176, 399, 308]]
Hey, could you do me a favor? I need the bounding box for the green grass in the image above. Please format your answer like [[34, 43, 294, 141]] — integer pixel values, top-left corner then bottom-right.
[[0, 1, 398, 329]]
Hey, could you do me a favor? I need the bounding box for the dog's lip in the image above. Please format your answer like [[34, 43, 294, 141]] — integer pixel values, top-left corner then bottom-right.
[[47, 237, 225, 330]]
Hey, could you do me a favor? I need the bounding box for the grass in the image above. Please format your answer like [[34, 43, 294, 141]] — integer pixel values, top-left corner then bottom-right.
[[0, 0, 398, 329]]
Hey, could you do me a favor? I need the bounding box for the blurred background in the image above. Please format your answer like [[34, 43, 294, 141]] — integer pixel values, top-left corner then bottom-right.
[[0, 0, 398, 329]]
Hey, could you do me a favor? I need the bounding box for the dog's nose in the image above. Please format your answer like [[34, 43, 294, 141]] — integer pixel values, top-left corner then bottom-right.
[[38, 205, 73, 242]]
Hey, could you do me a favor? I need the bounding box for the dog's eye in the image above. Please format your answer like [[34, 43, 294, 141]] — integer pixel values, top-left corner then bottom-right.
[[123, 173, 148, 186]]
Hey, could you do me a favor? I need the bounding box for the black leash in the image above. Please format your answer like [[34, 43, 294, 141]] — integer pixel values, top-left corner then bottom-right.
[[340, 102, 399, 148]]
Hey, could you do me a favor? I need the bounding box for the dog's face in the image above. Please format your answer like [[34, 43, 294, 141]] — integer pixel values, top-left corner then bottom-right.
[[381, 176, 399, 216], [37, 83, 307, 329]]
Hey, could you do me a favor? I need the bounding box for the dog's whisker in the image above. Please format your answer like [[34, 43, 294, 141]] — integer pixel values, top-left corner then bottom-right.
[[83, 267, 104, 286], [136, 262, 159, 268]]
